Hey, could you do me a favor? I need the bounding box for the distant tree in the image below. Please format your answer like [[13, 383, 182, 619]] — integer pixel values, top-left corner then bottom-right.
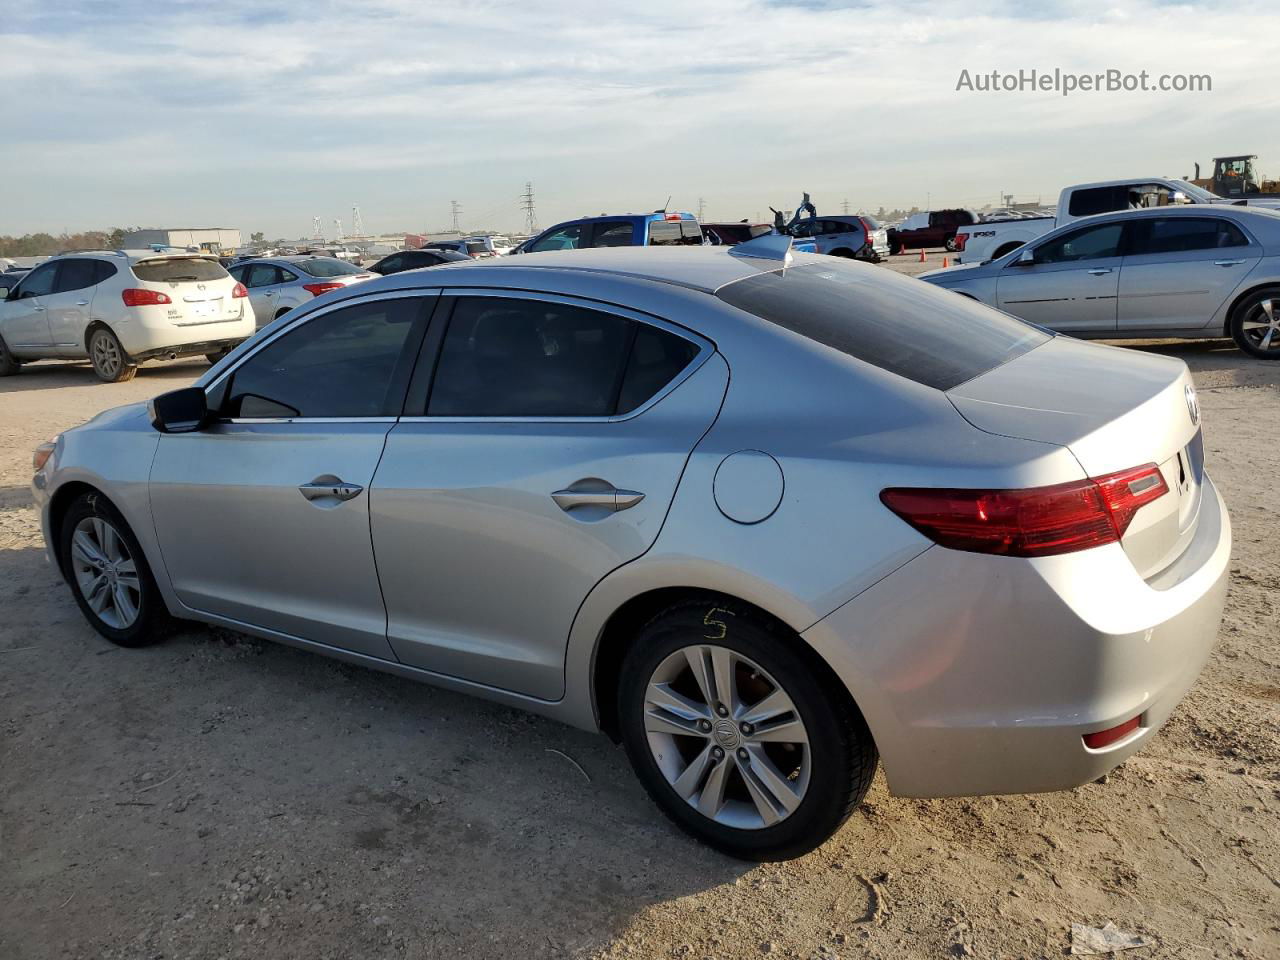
[[251, 231, 265, 243]]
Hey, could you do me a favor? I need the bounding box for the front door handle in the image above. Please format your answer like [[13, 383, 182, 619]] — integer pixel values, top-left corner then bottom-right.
[[1087, 268, 1113, 275], [1214, 259, 1246, 267], [75, 300, 90, 306], [552, 480, 645, 514], [32, 305, 45, 311], [299, 477, 364, 503]]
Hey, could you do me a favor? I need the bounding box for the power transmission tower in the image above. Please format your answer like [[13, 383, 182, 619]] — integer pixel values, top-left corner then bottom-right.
[[311, 216, 323, 240], [334, 218, 344, 242], [352, 205, 364, 237], [697, 197, 707, 221], [841, 198, 850, 215], [520, 182, 538, 234], [450, 201, 462, 233]]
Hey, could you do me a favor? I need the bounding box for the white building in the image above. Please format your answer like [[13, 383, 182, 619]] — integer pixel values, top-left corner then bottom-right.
[[120, 227, 243, 254]]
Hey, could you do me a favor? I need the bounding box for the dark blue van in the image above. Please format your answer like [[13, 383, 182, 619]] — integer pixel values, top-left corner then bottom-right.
[[513, 212, 705, 254]]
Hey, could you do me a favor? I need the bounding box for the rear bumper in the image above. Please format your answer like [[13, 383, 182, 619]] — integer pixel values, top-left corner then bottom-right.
[[803, 473, 1231, 798], [116, 310, 255, 357], [131, 336, 250, 363]]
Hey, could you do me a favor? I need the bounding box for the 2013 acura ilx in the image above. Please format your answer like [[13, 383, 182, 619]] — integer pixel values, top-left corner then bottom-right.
[[32, 241, 1230, 860]]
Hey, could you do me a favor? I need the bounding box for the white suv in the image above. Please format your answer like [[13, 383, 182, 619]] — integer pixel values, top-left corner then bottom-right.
[[0, 250, 256, 382]]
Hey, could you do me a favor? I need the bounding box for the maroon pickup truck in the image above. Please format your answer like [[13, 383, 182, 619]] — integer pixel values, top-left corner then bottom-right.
[[887, 208, 980, 253]]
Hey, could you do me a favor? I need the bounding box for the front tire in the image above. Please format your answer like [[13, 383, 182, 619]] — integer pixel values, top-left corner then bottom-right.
[[1230, 287, 1280, 359], [88, 327, 137, 382], [618, 601, 877, 861], [58, 493, 171, 646], [0, 334, 20, 376]]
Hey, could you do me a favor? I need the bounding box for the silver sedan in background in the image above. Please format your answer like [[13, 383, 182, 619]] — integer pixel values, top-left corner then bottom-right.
[[921, 205, 1280, 359], [227, 255, 375, 328], [31, 244, 1230, 860]]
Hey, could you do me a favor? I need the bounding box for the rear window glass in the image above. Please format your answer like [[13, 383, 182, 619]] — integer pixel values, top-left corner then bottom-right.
[[132, 258, 228, 282], [296, 258, 363, 278], [716, 261, 1049, 391]]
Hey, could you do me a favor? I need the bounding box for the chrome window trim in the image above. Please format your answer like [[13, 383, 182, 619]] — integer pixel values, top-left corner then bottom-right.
[[398, 286, 714, 425], [219, 417, 399, 425]]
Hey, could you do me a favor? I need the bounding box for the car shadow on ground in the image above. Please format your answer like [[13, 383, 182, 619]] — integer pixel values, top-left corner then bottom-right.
[[0, 359, 208, 394]]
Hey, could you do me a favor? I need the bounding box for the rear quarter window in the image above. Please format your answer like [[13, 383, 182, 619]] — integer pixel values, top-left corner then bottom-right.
[[716, 261, 1049, 391], [132, 258, 228, 283]]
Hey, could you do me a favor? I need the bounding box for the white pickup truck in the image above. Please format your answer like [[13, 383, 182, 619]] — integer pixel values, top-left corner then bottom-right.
[[955, 177, 1280, 264]]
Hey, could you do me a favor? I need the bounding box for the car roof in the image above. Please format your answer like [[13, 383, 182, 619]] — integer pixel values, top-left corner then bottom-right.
[[376, 246, 796, 294]]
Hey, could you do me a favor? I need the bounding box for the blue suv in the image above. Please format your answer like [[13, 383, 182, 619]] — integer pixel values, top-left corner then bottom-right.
[[514, 212, 705, 253]]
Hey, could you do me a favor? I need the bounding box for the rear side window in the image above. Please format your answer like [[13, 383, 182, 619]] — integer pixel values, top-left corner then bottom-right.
[[54, 259, 101, 293], [1137, 217, 1248, 254], [717, 261, 1048, 391], [296, 258, 362, 278], [592, 221, 635, 247], [93, 260, 118, 284], [132, 258, 228, 282], [427, 297, 699, 417], [224, 298, 424, 418]]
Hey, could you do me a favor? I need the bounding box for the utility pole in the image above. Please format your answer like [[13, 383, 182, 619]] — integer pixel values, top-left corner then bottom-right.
[[841, 198, 850, 215], [352, 205, 364, 238], [450, 201, 462, 233], [311, 216, 323, 241], [520, 182, 538, 234], [697, 197, 707, 221], [333, 218, 344, 242]]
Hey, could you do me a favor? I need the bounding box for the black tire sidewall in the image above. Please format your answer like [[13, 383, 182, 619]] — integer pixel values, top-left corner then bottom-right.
[[618, 603, 875, 861], [59, 493, 168, 647], [1231, 288, 1280, 359], [0, 335, 19, 375], [89, 328, 135, 382]]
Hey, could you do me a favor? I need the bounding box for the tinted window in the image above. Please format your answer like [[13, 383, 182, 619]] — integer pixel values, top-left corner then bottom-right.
[[1137, 217, 1248, 255], [225, 298, 423, 418], [617, 325, 699, 413], [1034, 222, 1123, 263], [246, 264, 281, 288], [790, 219, 815, 238], [296, 258, 362, 278], [279, 267, 299, 282], [716, 261, 1048, 391], [861, 216, 883, 230], [54, 258, 100, 294], [93, 260, 118, 284], [375, 254, 404, 274], [592, 221, 635, 247], [132, 258, 228, 282], [529, 225, 587, 252], [680, 221, 704, 243], [228, 264, 249, 283], [15, 262, 56, 297], [1068, 186, 1128, 218], [429, 297, 634, 417], [648, 220, 684, 246]]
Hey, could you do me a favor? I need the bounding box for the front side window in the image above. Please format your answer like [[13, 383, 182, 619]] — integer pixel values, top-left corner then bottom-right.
[[14, 262, 56, 298], [591, 221, 635, 247], [246, 264, 281, 288], [376, 254, 404, 274], [223, 298, 424, 418], [1033, 222, 1124, 264], [427, 297, 698, 417], [529, 225, 586, 253], [1136, 217, 1248, 255]]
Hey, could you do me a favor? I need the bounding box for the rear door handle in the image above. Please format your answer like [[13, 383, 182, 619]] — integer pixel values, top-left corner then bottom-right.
[[1214, 259, 1246, 266], [32, 305, 45, 311], [75, 300, 90, 306], [552, 481, 645, 514], [298, 478, 364, 503], [1087, 268, 1113, 275]]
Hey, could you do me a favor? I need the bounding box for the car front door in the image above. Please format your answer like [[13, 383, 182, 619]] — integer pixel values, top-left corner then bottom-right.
[[48, 258, 104, 356], [1117, 216, 1262, 330], [148, 293, 436, 659], [369, 290, 728, 700], [0, 261, 58, 354], [996, 220, 1126, 332]]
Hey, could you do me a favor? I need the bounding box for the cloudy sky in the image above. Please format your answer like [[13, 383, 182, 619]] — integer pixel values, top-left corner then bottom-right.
[[2, 0, 1277, 238]]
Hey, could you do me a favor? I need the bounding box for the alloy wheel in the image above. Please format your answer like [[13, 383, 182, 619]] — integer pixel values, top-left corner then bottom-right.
[[70, 516, 141, 629], [643, 644, 811, 830], [91, 331, 123, 378], [1240, 298, 1280, 352]]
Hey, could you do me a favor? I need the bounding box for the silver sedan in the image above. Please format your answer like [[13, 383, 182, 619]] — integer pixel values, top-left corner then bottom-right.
[[31, 242, 1230, 860], [920, 205, 1280, 359], [227, 255, 375, 329]]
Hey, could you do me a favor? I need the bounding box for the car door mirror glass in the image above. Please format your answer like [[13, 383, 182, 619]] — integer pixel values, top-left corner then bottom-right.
[[1014, 248, 1035, 266], [148, 387, 211, 434]]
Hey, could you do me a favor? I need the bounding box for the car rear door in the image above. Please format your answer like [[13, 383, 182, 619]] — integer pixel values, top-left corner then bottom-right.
[[47, 258, 105, 356], [149, 293, 435, 659], [369, 290, 728, 700], [1117, 216, 1262, 330], [996, 220, 1126, 332]]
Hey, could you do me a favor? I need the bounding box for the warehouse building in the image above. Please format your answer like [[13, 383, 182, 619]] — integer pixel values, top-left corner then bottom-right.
[[120, 227, 242, 254]]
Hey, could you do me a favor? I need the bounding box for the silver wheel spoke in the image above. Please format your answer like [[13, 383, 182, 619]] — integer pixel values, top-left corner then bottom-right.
[[1263, 328, 1275, 350], [85, 576, 111, 614], [112, 583, 138, 624], [644, 708, 703, 738], [682, 646, 716, 706], [671, 743, 713, 800], [71, 530, 106, 567], [696, 756, 730, 818], [1241, 319, 1269, 330], [749, 718, 807, 743], [711, 646, 736, 712], [741, 747, 803, 822], [646, 682, 711, 722], [1262, 299, 1276, 322], [739, 687, 796, 726]]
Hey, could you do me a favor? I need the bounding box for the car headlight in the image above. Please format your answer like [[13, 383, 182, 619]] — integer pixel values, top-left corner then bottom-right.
[[33, 438, 58, 473]]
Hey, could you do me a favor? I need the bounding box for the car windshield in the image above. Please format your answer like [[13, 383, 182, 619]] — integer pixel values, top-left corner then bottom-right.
[[1170, 179, 1222, 202], [295, 258, 363, 278], [717, 261, 1049, 391]]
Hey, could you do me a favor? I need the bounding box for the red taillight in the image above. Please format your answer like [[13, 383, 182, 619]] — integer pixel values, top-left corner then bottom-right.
[[954, 232, 968, 251], [232, 282, 248, 298], [1083, 715, 1142, 749], [302, 282, 344, 297], [121, 288, 172, 307], [859, 217, 874, 234], [880, 464, 1168, 558], [664, 213, 682, 221]]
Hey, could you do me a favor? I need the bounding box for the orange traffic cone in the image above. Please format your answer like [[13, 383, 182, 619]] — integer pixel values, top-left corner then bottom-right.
[[942, 256, 949, 268], [918, 248, 926, 263]]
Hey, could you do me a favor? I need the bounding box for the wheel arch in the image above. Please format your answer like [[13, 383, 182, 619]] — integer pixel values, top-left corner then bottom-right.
[[1222, 280, 1280, 336], [83, 320, 112, 353], [47, 480, 111, 580]]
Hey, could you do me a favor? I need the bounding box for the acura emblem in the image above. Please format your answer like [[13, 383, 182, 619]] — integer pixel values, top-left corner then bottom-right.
[[1185, 384, 1200, 426]]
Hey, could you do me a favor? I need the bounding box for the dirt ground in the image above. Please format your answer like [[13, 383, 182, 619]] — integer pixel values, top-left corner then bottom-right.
[[2, 258, 1278, 959]]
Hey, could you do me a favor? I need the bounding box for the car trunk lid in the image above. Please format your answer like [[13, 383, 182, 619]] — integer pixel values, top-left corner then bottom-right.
[[131, 255, 242, 325], [947, 336, 1203, 579]]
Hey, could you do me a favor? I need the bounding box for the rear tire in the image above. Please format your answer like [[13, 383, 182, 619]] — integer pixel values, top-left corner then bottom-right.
[[58, 492, 172, 647], [1230, 286, 1280, 359], [617, 600, 877, 861], [0, 335, 20, 376], [945, 237, 958, 252], [88, 327, 137, 382]]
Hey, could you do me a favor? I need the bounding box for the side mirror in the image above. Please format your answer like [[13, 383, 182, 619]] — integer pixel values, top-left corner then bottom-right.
[[148, 387, 210, 434], [1012, 248, 1035, 266]]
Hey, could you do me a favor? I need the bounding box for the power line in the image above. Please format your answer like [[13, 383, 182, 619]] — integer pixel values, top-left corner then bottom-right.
[[520, 182, 538, 235], [450, 201, 462, 233]]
